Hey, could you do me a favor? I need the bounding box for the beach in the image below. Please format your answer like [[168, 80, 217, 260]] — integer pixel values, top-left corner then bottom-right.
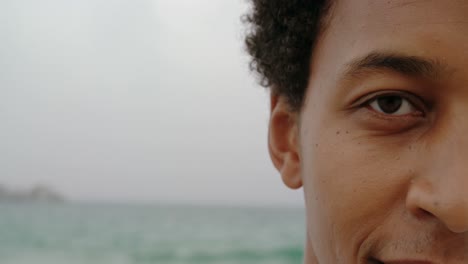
[[0, 203, 304, 264]]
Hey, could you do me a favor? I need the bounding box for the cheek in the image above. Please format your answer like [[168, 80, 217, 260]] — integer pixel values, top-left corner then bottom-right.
[[300, 124, 413, 261]]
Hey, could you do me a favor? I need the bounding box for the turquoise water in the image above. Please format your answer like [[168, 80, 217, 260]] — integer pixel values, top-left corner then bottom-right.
[[0, 203, 305, 264]]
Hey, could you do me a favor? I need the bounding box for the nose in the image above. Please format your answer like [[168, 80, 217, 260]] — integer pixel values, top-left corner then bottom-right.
[[407, 181, 468, 233], [406, 136, 468, 233]]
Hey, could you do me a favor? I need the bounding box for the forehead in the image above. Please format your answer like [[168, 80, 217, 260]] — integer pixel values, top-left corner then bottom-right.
[[334, 0, 468, 20], [330, 0, 468, 29], [329, 0, 468, 51], [308, 0, 468, 88]]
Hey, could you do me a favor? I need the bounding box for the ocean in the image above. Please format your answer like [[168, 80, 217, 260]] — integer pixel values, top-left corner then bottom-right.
[[0, 203, 305, 264]]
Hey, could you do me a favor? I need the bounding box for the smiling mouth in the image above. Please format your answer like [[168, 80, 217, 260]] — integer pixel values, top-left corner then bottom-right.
[[367, 258, 385, 264], [368, 258, 434, 264], [369, 258, 385, 264], [368, 258, 383, 264]]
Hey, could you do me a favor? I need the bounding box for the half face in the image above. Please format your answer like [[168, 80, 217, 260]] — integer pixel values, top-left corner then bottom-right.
[[269, 0, 468, 263]]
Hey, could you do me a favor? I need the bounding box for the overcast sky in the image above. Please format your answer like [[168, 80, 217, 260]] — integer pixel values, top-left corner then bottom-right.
[[0, 0, 303, 206]]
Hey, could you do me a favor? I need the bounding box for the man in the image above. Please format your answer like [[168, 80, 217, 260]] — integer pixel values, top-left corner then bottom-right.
[[244, 0, 468, 263]]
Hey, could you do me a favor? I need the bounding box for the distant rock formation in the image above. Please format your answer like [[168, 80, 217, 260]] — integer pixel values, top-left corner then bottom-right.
[[0, 184, 65, 203]]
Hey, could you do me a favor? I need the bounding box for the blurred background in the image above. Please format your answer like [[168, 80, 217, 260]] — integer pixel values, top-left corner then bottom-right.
[[0, 0, 305, 263]]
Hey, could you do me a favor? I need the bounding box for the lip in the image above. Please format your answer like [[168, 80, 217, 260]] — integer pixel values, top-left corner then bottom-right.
[[376, 259, 435, 264], [369, 258, 435, 264], [382, 260, 434, 264]]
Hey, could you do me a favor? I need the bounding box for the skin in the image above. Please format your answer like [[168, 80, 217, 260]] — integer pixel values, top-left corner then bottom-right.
[[268, 1, 468, 263]]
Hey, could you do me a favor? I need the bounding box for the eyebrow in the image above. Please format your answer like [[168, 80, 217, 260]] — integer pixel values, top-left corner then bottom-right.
[[342, 51, 448, 80]]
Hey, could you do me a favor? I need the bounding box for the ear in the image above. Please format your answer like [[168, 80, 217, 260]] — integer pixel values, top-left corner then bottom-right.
[[268, 95, 302, 189]]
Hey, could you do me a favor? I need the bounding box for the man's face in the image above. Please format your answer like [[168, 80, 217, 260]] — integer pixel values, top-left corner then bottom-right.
[[269, 0, 468, 263]]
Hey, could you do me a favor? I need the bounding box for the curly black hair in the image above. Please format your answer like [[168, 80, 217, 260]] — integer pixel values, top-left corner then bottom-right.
[[244, 0, 332, 111]]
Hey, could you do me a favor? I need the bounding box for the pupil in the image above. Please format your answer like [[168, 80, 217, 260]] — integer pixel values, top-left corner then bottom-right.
[[377, 96, 402, 113]]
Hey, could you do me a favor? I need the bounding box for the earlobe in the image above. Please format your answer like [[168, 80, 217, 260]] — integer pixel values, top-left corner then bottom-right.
[[268, 96, 302, 189]]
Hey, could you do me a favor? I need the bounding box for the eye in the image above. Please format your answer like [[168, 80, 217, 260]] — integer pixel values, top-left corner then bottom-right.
[[350, 91, 429, 133], [367, 94, 420, 116]]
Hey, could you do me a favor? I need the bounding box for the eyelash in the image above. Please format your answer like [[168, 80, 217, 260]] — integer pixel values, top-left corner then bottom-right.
[[356, 91, 427, 118]]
